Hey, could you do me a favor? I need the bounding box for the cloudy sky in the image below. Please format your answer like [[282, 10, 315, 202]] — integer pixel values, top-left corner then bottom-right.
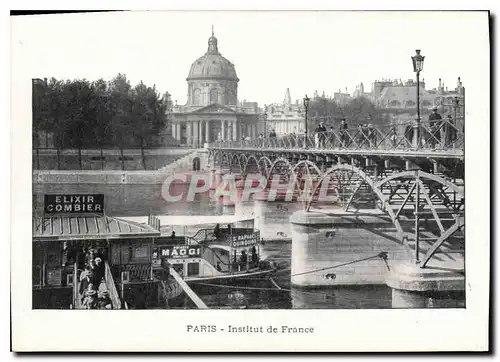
[[11, 11, 488, 106]]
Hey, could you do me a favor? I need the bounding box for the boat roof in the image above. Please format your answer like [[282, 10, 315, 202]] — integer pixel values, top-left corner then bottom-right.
[[32, 215, 161, 241], [118, 215, 254, 227]]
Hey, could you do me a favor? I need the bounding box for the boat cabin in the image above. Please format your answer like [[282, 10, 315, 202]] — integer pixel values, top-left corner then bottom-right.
[[32, 214, 161, 309], [122, 215, 269, 282]]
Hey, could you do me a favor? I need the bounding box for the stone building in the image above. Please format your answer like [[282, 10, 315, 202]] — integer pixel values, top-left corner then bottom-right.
[[351, 77, 465, 120], [169, 31, 260, 146], [264, 88, 305, 136], [333, 88, 352, 107]]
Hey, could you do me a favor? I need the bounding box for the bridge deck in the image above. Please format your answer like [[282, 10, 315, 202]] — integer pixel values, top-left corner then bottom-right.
[[211, 146, 464, 160]]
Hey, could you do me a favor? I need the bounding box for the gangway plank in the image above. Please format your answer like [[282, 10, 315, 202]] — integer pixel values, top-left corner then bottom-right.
[[169, 268, 209, 309], [104, 261, 122, 309]]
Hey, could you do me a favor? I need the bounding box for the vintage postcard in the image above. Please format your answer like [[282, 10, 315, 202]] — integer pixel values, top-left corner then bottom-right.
[[11, 9, 490, 352]]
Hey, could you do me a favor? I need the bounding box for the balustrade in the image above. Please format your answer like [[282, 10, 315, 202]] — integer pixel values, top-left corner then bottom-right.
[[209, 118, 464, 152]]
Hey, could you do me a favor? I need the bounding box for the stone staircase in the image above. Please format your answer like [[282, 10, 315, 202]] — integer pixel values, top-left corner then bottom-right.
[[158, 148, 209, 173]]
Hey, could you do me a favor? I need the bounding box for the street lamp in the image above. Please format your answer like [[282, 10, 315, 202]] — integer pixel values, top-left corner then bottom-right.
[[453, 96, 460, 133], [411, 49, 425, 148], [303, 95, 311, 147], [263, 111, 268, 139]]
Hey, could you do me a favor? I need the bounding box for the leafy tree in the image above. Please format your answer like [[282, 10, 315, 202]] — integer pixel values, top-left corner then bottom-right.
[[32, 73, 170, 148], [307, 96, 343, 131], [342, 97, 388, 126]]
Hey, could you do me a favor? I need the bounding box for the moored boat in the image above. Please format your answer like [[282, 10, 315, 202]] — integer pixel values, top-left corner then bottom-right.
[[121, 215, 278, 284]]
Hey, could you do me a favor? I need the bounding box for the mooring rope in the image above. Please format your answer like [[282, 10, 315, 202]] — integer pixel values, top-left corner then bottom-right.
[[290, 252, 389, 277], [191, 281, 328, 297]]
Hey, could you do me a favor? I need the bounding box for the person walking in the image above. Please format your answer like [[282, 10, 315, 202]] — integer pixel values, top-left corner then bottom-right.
[[315, 122, 327, 148], [356, 124, 366, 148], [339, 118, 348, 147], [428, 107, 442, 148]]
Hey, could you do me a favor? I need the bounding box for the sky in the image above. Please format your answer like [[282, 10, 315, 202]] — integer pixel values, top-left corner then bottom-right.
[[11, 11, 489, 106]]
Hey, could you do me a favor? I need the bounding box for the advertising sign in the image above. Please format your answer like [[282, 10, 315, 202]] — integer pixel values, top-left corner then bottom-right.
[[230, 231, 259, 248], [44, 194, 104, 215], [153, 245, 201, 259]]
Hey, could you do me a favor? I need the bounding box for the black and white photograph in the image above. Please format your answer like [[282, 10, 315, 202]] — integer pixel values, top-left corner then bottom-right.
[[10, 8, 490, 352]]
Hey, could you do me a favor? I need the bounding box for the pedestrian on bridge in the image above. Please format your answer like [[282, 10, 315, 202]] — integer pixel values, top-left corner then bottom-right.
[[367, 124, 377, 148], [339, 119, 348, 147], [356, 124, 366, 148], [444, 115, 457, 148], [315, 122, 327, 148], [428, 107, 442, 148]]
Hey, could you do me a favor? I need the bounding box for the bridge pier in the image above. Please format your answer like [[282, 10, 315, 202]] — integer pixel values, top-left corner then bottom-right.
[[386, 262, 465, 308], [253, 191, 301, 242], [290, 209, 408, 287], [234, 179, 255, 220]]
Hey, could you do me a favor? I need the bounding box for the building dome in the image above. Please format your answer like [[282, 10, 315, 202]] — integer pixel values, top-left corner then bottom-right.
[[187, 33, 239, 81]]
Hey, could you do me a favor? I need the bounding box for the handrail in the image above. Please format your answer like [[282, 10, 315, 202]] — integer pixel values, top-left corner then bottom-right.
[[159, 280, 170, 309], [200, 244, 232, 267], [190, 228, 210, 243], [104, 261, 122, 310], [72, 262, 80, 309], [209, 117, 465, 152]]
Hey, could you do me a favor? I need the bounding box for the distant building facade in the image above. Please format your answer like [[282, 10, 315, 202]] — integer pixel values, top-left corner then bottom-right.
[[351, 77, 465, 122], [264, 88, 305, 135]]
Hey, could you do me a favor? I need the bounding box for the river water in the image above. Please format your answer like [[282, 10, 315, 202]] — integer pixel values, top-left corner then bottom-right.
[[33, 183, 464, 309]]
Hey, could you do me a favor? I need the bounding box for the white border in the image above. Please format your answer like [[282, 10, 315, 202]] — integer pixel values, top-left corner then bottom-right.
[[9, 6, 491, 353]]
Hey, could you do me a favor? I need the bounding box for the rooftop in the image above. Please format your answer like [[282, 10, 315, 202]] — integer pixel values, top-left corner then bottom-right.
[[32, 215, 161, 241]]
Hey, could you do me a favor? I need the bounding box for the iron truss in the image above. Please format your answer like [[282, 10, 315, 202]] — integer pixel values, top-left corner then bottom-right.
[[207, 120, 465, 269]]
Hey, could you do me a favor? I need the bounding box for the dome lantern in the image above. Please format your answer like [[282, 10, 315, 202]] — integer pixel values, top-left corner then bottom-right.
[[186, 29, 239, 82], [207, 25, 220, 55]]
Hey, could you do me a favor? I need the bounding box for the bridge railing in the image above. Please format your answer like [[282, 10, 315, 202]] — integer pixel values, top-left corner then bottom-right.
[[210, 118, 464, 152]]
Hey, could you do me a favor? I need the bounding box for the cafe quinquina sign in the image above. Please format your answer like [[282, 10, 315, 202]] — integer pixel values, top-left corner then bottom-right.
[[44, 194, 105, 215], [230, 231, 259, 248]]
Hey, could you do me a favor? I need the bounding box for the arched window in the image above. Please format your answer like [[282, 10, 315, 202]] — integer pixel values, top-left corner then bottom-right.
[[422, 100, 431, 107], [210, 89, 218, 104], [390, 100, 401, 107], [193, 89, 201, 105], [406, 100, 416, 107]]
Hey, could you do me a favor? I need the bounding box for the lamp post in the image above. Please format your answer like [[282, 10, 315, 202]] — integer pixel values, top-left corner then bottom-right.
[[453, 96, 460, 140], [411, 49, 425, 149], [263, 111, 268, 139], [453, 96, 459, 123], [303, 95, 311, 148]]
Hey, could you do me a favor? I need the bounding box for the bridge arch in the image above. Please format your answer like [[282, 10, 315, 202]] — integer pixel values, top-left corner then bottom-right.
[[245, 155, 260, 174], [257, 156, 273, 177], [192, 157, 201, 171], [306, 164, 464, 267], [229, 153, 242, 173]]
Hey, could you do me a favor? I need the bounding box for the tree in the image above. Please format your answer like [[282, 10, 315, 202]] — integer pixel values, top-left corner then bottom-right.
[[307, 96, 343, 131], [31, 73, 170, 149], [342, 97, 388, 126]]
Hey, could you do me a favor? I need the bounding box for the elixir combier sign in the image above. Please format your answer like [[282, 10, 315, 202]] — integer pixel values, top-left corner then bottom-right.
[[44, 194, 104, 215]]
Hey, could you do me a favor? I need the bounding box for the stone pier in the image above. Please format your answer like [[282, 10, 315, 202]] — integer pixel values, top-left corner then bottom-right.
[[253, 191, 302, 242], [386, 261, 465, 308], [290, 209, 409, 287]]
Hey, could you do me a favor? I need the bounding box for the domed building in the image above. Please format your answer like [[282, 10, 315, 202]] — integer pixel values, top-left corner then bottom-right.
[[170, 30, 261, 146]]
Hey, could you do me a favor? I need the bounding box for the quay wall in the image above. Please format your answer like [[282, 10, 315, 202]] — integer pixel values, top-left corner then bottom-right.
[[33, 148, 195, 171], [33, 170, 176, 185], [33, 148, 210, 185]]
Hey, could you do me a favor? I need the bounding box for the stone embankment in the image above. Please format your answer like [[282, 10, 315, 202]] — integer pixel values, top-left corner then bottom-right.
[[33, 148, 210, 185]]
